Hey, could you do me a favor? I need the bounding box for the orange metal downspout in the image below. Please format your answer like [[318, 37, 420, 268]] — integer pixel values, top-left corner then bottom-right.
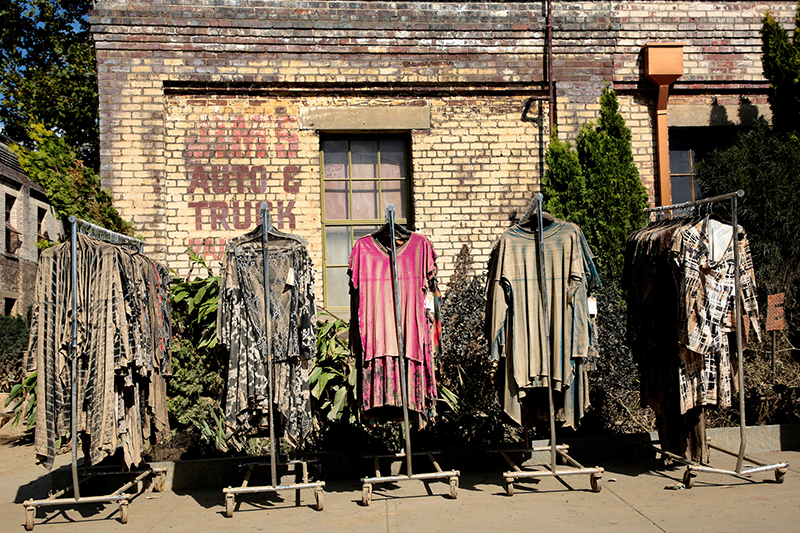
[[643, 43, 684, 206], [653, 85, 671, 207]]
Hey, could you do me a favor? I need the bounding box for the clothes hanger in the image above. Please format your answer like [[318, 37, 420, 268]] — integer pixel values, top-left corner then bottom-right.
[[371, 211, 412, 249], [518, 209, 555, 230]]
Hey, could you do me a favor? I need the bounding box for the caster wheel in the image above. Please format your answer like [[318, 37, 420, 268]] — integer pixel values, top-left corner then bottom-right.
[[119, 502, 129, 524], [590, 473, 602, 493], [25, 507, 35, 531], [315, 488, 324, 511], [449, 477, 459, 499], [361, 484, 372, 506], [225, 494, 235, 518], [682, 469, 696, 489], [505, 478, 514, 496], [775, 469, 786, 484]]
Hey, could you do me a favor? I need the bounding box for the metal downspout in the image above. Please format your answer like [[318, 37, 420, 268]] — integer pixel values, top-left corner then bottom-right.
[[546, 0, 555, 132]]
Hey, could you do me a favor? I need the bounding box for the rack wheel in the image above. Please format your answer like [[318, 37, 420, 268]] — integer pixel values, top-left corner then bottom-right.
[[225, 493, 235, 518], [682, 469, 696, 489], [25, 506, 35, 531], [361, 484, 372, 506], [775, 469, 786, 484], [315, 488, 324, 511], [504, 478, 515, 496], [590, 473, 602, 493], [119, 502, 129, 524], [449, 477, 459, 499]]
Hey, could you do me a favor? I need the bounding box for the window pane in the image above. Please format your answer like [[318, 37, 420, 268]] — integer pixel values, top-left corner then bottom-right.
[[354, 225, 380, 242], [351, 140, 377, 179], [324, 180, 349, 220], [671, 175, 696, 204], [323, 140, 349, 180], [325, 226, 351, 265], [381, 180, 407, 218], [380, 140, 406, 179], [326, 266, 351, 308], [352, 180, 379, 219], [669, 149, 693, 175]]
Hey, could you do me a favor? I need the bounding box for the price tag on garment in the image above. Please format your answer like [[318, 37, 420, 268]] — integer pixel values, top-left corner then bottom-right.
[[766, 293, 785, 332], [286, 267, 296, 287], [588, 296, 597, 316]]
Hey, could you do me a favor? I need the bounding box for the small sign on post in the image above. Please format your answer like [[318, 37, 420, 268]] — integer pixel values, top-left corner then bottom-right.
[[765, 293, 785, 379], [766, 293, 785, 332]]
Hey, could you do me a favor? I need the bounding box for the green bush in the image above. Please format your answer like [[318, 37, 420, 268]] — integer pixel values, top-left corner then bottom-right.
[[543, 85, 648, 280], [0, 313, 30, 393], [168, 250, 225, 436]]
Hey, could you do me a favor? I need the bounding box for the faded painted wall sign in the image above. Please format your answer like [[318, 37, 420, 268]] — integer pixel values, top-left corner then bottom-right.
[[184, 110, 302, 234]]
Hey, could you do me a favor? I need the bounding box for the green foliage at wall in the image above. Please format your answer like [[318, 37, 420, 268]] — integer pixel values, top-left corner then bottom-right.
[[168, 251, 225, 433], [311, 313, 358, 425], [696, 119, 800, 344], [542, 134, 588, 230], [11, 122, 132, 236], [761, 5, 800, 133], [426, 244, 509, 446], [0, 313, 30, 393], [542, 85, 648, 280]]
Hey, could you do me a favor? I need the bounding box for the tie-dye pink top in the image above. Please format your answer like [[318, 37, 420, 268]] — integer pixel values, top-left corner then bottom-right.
[[349, 232, 437, 364]]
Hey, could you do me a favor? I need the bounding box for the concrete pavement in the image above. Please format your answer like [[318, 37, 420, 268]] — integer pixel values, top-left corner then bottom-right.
[[1, 437, 798, 533]]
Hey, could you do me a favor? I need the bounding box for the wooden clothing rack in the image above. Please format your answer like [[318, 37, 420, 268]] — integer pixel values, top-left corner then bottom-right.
[[493, 194, 603, 495], [359, 205, 460, 506], [222, 203, 325, 517], [23, 216, 166, 531], [643, 190, 788, 487]]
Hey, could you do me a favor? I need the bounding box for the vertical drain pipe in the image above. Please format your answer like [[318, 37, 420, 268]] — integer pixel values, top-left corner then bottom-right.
[[643, 43, 684, 206], [546, 0, 555, 132]]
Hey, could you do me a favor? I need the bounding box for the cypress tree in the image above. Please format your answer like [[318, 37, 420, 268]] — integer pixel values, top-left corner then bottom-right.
[[761, 5, 800, 133], [543, 85, 648, 280]]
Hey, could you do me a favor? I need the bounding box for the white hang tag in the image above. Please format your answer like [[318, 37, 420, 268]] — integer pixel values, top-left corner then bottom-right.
[[588, 296, 597, 316]]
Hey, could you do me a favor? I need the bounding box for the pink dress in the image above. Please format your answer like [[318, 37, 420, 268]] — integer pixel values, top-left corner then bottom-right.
[[349, 232, 439, 422]]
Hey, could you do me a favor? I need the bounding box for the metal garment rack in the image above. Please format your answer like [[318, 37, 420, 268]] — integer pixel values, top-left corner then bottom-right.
[[495, 194, 604, 496], [23, 216, 166, 531], [223, 203, 324, 517], [643, 190, 788, 487], [360, 205, 460, 506]]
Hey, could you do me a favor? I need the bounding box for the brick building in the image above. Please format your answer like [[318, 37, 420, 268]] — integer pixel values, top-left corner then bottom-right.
[[0, 143, 63, 316], [90, 0, 791, 315]]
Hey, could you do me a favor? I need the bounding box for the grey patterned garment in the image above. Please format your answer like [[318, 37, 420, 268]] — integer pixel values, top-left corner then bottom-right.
[[27, 234, 172, 470], [217, 225, 317, 446]]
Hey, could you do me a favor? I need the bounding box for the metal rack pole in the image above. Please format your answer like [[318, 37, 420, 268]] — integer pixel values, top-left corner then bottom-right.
[[531, 194, 558, 473], [359, 206, 460, 505], [69, 217, 81, 500], [260, 203, 279, 488], [72, 217, 145, 252], [731, 193, 747, 473], [386, 205, 414, 477], [494, 194, 604, 495], [23, 217, 164, 530], [643, 190, 789, 486], [222, 207, 326, 516]]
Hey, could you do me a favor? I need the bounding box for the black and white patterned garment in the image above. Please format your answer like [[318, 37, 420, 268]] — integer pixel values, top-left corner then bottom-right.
[[28, 234, 171, 470], [217, 225, 317, 446], [670, 218, 761, 414]]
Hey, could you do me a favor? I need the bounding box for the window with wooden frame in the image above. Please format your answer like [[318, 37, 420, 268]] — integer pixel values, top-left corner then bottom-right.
[[669, 127, 741, 204], [320, 134, 411, 315]]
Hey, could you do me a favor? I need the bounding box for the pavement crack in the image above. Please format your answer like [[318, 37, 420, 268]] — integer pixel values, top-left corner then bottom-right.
[[605, 485, 667, 532]]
